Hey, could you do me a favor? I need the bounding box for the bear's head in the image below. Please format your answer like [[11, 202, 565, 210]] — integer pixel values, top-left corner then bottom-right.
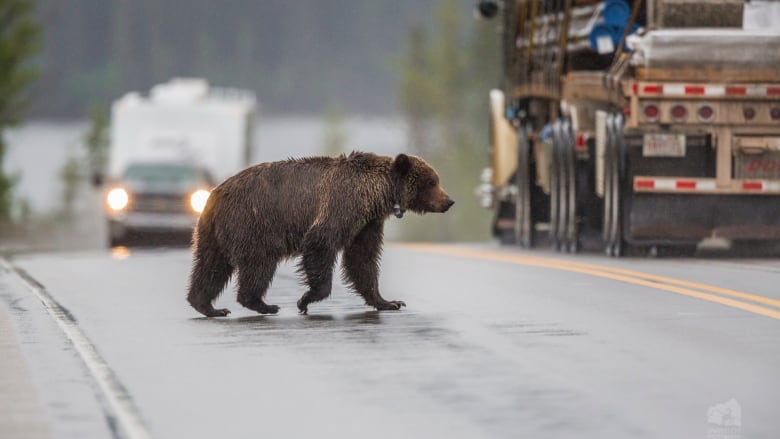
[[392, 153, 454, 216]]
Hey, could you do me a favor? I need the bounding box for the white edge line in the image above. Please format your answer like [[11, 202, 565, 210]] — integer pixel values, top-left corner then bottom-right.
[[1, 259, 153, 439]]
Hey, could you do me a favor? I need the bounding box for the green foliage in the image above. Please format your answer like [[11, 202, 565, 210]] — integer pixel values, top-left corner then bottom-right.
[[83, 104, 109, 181], [58, 155, 82, 219], [0, 170, 17, 219], [0, 0, 41, 220], [398, 25, 435, 154], [396, 0, 500, 242]]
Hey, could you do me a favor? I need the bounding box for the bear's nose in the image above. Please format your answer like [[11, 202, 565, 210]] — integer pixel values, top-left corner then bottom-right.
[[444, 199, 455, 211]]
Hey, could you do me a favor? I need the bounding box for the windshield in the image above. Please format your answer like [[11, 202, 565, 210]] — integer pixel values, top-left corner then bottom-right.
[[124, 163, 212, 185]]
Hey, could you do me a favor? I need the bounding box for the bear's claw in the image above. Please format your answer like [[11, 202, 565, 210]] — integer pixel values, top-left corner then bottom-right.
[[257, 304, 280, 315], [375, 300, 406, 311], [207, 308, 231, 317]]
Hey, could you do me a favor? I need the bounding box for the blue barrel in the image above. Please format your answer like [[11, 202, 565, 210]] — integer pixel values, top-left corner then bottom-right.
[[602, 0, 630, 25], [589, 23, 623, 53], [589, 0, 637, 53]]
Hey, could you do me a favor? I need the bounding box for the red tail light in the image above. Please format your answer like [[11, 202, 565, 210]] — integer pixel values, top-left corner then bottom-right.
[[697, 105, 714, 122], [575, 133, 587, 151], [670, 104, 688, 122], [643, 104, 659, 121]]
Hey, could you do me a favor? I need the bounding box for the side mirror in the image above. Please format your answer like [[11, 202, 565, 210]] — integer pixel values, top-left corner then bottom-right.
[[475, 1, 499, 20]]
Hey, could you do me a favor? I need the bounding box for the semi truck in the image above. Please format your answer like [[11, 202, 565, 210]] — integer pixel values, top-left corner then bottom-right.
[[104, 78, 256, 246], [475, 0, 780, 256]]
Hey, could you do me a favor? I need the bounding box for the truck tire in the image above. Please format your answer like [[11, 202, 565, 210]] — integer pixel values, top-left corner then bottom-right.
[[494, 199, 517, 245], [551, 118, 577, 253], [604, 112, 626, 257], [515, 124, 534, 248], [561, 118, 579, 253], [549, 120, 563, 251]]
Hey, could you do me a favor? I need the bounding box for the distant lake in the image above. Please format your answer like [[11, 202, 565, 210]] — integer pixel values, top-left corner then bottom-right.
[[5, 115, 408, 216]]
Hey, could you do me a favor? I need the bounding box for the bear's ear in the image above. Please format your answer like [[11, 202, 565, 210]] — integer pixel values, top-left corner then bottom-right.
[[393, 153, 411, 176]]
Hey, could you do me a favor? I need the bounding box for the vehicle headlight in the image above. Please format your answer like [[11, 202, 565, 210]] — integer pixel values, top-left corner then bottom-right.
[[190, 189, 210, 213], [107, 188, 129, 211]]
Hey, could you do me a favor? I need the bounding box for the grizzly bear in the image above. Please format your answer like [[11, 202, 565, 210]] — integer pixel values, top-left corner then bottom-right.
[[186, 151, 454, 317]]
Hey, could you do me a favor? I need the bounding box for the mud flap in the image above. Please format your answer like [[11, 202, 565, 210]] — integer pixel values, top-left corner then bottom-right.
[[628, 194, 780, 242]]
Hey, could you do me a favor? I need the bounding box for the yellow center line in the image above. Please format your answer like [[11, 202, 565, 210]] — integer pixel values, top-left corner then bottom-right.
[[393, 243, 780, 321]]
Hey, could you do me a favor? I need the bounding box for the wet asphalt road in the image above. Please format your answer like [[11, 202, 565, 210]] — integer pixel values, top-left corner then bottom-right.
[[2, 243, 779, 439]]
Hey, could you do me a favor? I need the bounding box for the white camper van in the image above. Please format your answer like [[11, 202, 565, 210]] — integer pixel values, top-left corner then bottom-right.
[[104, 78, 256, 246]]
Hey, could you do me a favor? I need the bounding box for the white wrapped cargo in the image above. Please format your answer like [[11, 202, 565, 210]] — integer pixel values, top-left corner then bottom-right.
[[627, 29, 780, 79]]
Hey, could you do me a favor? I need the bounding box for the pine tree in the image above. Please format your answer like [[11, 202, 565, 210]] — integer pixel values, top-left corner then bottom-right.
[[396, 0, 499, 241], [0, 0, 41, 220]]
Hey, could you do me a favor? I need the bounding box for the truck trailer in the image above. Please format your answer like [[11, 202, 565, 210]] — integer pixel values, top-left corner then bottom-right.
[[475, 0, 780, 256]]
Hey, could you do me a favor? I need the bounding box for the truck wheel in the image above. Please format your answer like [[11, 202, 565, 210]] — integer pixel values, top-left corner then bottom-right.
[[551, 119, 576, 252], [494, 200, 517, 245], [604, 113, 626, 257], [550, 120, 563, 251], [515, 124, 534, 248], [499, 229, 516, 245], [561, 117, 579, 253], [603, 114, 615, 255]]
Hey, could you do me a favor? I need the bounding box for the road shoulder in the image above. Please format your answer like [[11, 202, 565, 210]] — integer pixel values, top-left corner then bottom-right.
[[0, 288, 50, 439]]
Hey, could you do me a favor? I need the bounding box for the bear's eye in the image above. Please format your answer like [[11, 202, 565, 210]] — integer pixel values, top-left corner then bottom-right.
[[428, 179, 436, 187]]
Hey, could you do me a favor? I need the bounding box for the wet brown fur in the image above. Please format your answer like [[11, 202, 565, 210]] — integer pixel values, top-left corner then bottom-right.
[[187, 151, 453, 317]]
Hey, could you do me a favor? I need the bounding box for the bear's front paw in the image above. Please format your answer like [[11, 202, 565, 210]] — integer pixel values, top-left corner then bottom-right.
[[206, 308, 231, 317], [256, 304, 280, 315], [375, 300, 406, 311]]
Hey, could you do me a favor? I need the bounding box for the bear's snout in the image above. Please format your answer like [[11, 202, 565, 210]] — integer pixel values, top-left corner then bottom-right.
[[443, 199, 455, 212]]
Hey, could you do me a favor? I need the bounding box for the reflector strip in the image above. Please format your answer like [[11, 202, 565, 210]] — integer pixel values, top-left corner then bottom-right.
[[684, 86, 705, 95], [696, 181, 717, 191], [663, 84, 684, 95], [726, 86, 746, 96], [633, 83, 780, 98], [655, 180, 676, 190], [704, 86, 725, 96], [676, 180, 696, 189], [635, 178, 780, 193]]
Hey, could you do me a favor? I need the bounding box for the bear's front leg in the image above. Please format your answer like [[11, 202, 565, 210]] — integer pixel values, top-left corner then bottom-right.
[[342, 220, 406, 311], [297, 231, 338, 315]]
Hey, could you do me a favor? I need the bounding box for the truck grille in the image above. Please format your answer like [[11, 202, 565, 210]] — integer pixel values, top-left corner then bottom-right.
[[131, 193, 189, 213]]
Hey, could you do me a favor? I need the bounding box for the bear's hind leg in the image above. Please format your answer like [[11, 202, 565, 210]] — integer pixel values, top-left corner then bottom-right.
[[296, 234, 338, 315], [187, 248, 234, 317], [237, 260, 280, 315]]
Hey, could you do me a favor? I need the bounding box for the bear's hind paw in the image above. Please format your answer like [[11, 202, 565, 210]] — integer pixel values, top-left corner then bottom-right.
[[202, 308, 231, 317], [257, 304, 280, 315], [375, 300, 406, 311], [297, 298, 312, 315]]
